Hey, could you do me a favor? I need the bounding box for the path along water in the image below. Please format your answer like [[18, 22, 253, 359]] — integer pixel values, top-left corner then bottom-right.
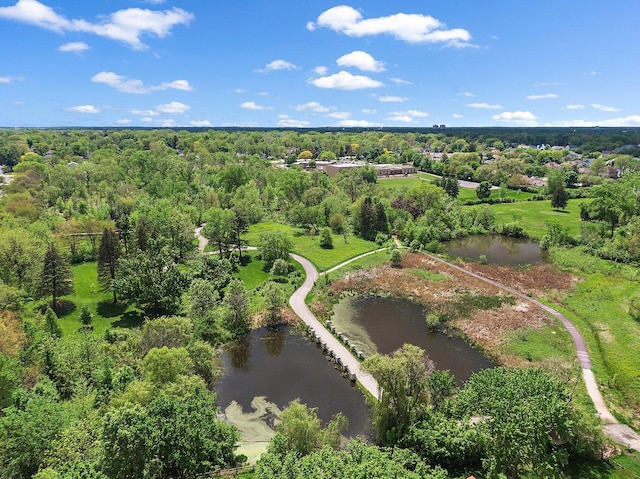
[[195, 226, 640, 449], [417, 250, 640, 450]]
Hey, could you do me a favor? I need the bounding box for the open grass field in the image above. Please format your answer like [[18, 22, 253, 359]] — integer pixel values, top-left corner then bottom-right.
[[377, 176, 424, 193], [51, 262, 137, 336], [548, 247, 640, 428], [491, 198, 590, 238], [458, 187, 536, 202], [246, 222, 380, 271]]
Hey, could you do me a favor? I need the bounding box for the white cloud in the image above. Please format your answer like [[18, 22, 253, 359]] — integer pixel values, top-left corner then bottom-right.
[[156, 101, 190, 114], [452, 113, 464, 118], [191, 120, 212, 127], [157, 118, 177, 127], [0, 0, 194, 50], [458, 91, 475, 97], [392, 109, 429, 118], [378, 95, 408, 103], [326, 111, 351, 119], [257, 92, 270, 96], [131, 109, 159, 116], [91, 71, 193, 94], [58, 41, 89, 54], [141, 117, 154, 123], [310, 71, 383, 90], [116, 119, 131, 125], [240, 101, 272, 110], [309, 5, 472, 47], [467, 102, 503, 109], [565, 104, 585, 110], [592, 103, 620, 112], [314, 66, 328, 75], [256, 59, 298, 72], [67, 104, 100, 113], [336, 119, 379, 127], [234, 88, 245, 94], [526, 93, 558, 100], [388, 109, 429, 123], [336, 50, 385, 72], [277, 115, 310, 127], [534, 81, 563, 87], [589, 71, 602, 76], [362, 109, 377, 114], [492, 111, 537, 123], [554, 115, 640, 127], [296, 102, 331, 113], [391, 77, 412, 85], [0, 75, 24, 83], [388, 115, 414, 123]]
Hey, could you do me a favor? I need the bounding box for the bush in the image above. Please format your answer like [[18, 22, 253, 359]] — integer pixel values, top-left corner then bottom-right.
[[319, 227, 333, 249], [499, 222, 527, 238], [270, 258, 290, 277], [390, 248, 402, 267]]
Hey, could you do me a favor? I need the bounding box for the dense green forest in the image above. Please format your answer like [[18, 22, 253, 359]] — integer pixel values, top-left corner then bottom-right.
[[1, 127, 639, 478]]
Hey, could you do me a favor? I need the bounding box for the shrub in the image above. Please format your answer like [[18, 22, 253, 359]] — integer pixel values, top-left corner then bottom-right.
[[319, 227, 333, 249]]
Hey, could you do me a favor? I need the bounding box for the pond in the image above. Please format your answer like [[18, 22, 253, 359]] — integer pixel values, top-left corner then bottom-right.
[[446, 234, 548, 265], [214, 326, 372, 462], [331, 296, 492, 385]]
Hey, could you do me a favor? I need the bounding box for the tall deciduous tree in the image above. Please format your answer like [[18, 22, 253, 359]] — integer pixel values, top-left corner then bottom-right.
[[101, 393, 239, 479], [456, 367, 573, 479], [97, 227, 121, 304], [37, 243, 74, 308], [258, 231, 293, 267], [547, 169, 568, 210], [224, 279, 250, 337], [112, 249, 188, 315], [363, 344, 433, 445]]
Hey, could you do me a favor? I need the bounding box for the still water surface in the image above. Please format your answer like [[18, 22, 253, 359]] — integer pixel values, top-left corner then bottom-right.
[[331, 296, 493, 385], [446, 234, 548, 265], [215, 326, 372, 440]]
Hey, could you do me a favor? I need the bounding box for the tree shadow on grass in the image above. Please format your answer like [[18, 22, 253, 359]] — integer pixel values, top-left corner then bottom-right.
[[46, 300, 76, 318], [97, 301, 129, 318], [111, 310, 145, 329], [239, 254, 253, 267]]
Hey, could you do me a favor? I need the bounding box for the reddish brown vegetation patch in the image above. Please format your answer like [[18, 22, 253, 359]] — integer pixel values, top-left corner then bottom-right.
[[315, 252, 573, 366], [461, 262, 577, 298]]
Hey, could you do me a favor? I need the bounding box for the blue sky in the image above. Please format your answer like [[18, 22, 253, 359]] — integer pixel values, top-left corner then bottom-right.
[[1, 0, 638, 128]]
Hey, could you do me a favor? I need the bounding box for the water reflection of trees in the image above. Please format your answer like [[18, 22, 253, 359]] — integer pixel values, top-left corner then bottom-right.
[[226, 336, 251, 371], [260, 327, 287, 357]]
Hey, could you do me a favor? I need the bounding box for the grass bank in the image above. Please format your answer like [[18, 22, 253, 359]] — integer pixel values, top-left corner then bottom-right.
[[491, 198, 590, 238], [246, 222, 379, 271], [547, 247, 640, 427]]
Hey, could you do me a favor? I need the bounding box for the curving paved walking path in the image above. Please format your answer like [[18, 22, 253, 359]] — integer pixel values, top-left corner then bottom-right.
[[418, 249, 640, 450], [195, 225, 381, 398], [289, 253, 380, 399]]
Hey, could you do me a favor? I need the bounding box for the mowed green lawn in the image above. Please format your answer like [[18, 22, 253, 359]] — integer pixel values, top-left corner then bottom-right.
[[458, 187, 536, 202], [54, 262, 136, 336], [377, 176, 425, 193], [490, 198, 590, 238], [246, 222, 380, 271]]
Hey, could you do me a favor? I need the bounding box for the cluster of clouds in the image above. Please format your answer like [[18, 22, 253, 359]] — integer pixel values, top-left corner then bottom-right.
[[307, 5, 472, 47], [2, 2, 637, 127], [0, 0, 193, 50]]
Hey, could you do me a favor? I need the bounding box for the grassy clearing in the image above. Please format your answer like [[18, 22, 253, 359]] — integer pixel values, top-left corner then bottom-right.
[[246, 222, 380, 271], [235, 251, 270, 291], [491, 198, 589, 238], [458, 187, 535, 202], [52, 262, 137, 336], [406, 268, 449, 282], [501, 324, 576, 365], [377, 176, 424, 193], [547, 247, 640, 427]]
